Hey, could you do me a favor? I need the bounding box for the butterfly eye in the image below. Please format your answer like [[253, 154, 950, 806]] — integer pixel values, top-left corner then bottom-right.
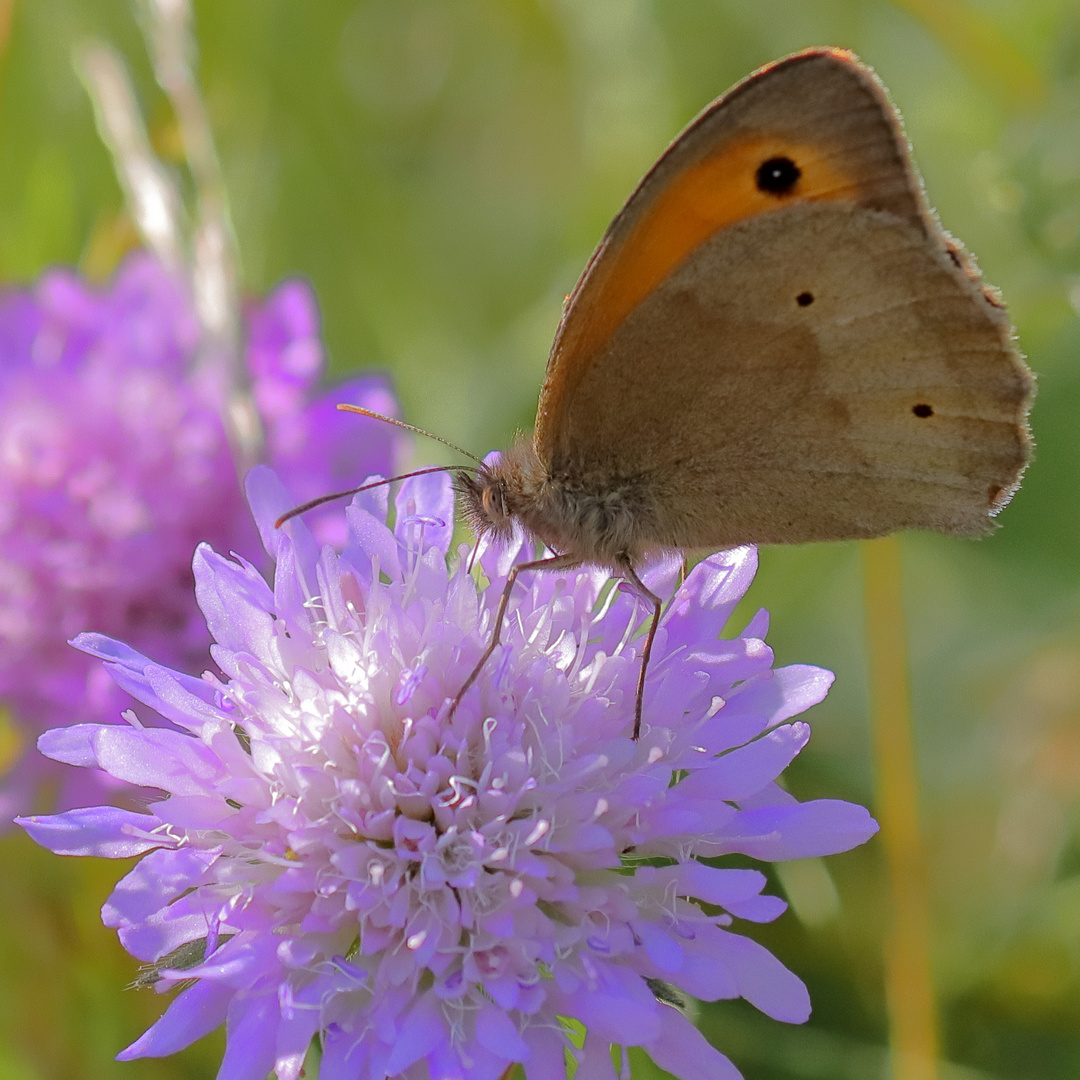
[[755, 155, 801, 195], [481, 485, 507, 523]]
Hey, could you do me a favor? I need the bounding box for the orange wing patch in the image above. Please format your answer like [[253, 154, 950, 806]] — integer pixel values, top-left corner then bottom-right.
[[549, 135, 862, 388]]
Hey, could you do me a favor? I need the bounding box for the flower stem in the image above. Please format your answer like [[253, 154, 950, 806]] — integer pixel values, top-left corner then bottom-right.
[[138, 0, 263, 471], [861, 536, 940, 1080]]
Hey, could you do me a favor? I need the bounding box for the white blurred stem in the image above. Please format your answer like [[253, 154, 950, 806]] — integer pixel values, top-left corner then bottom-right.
[[139, 0, 220, 206], [138, 0, 262, 470], [76, 42, 185, 272]]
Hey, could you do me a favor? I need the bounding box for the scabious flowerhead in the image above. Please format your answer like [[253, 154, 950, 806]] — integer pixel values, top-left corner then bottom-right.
[[0, 254, 402, 816], [20, 465, 877, 1080]]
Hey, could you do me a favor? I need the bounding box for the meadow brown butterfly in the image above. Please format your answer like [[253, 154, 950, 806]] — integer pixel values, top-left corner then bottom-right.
[[287, 48, 1033, 738]]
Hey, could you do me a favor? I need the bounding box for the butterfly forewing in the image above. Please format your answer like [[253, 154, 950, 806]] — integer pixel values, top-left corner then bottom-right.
[[536, 48, 932, 450], [532, 48, 1032, 548]]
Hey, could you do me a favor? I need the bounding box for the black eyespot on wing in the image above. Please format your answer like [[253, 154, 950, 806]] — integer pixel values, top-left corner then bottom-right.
[[912, 403, 934, 418], [796, 291, 814, 307], [755, 156, 801, 195]]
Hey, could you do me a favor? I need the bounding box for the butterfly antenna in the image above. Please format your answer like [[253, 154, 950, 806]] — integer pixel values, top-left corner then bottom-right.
[[337, 404, 484, 465], [274, 465, 473, 529]]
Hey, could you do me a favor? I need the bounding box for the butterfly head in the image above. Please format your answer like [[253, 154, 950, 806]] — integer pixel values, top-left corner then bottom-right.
[[456, 438, 544, 545], [457, 463, 515, 544]]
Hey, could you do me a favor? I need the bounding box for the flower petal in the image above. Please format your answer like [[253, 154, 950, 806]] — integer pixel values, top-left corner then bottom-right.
[[383, 993, 446, 1075], [577, 1032, 618, 1080], [475, 1002, 529, 1062], [714, 800, 880, 860], [218, 991, 281, 1080], [17, 807, 163, 857], [40, 725, 223, 795], [711, 929, 811, 1022], [662, 547, 757, 647], [118, 979, 233, 1060], [522, 1024, 568, 1080], [645, 1006, 743, 1080], [71, 633, 226, 729], [679, 723, 810, 803], [104, 846, 219, 923], [194, 545, 276, 656]]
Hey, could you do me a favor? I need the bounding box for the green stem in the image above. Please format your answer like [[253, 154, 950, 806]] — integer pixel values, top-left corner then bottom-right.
[[861, 536, 940, 1080]]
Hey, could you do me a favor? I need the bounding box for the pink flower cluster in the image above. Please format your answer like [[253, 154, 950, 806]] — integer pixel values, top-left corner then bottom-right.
[[0, 254, 402, 816], [21, 467, 878, 1080]]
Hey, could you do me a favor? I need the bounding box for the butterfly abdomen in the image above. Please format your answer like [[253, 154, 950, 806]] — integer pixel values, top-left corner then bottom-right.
[[536, 469, 662, 566]]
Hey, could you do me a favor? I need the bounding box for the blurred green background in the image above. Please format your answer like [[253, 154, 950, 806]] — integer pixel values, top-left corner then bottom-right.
[[2, 1, 1080, 1078]]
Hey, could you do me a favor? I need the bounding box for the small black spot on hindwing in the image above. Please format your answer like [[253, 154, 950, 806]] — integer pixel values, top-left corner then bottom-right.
[[796, 291, 814, 307], [755, 156, 801, 195], [912, 403, 934, 418]]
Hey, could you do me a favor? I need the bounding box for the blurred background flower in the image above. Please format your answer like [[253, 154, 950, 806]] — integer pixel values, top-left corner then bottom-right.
[[0, 253, 401, 819], [1, 0, 1079, 1079], [0, 0, 407, 828]]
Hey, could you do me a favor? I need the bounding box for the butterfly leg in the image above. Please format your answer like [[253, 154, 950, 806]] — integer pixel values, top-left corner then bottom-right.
[[449, 552, 581, 720], [619, 562, 662, 740]]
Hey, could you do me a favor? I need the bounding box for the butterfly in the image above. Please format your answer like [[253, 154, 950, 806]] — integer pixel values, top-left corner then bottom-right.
[[286, 48, 1033, 739]]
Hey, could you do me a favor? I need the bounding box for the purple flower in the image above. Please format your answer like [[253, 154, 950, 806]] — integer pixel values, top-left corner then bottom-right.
[[20, 466, 877, 1079], [0, 254, 402, 817]]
